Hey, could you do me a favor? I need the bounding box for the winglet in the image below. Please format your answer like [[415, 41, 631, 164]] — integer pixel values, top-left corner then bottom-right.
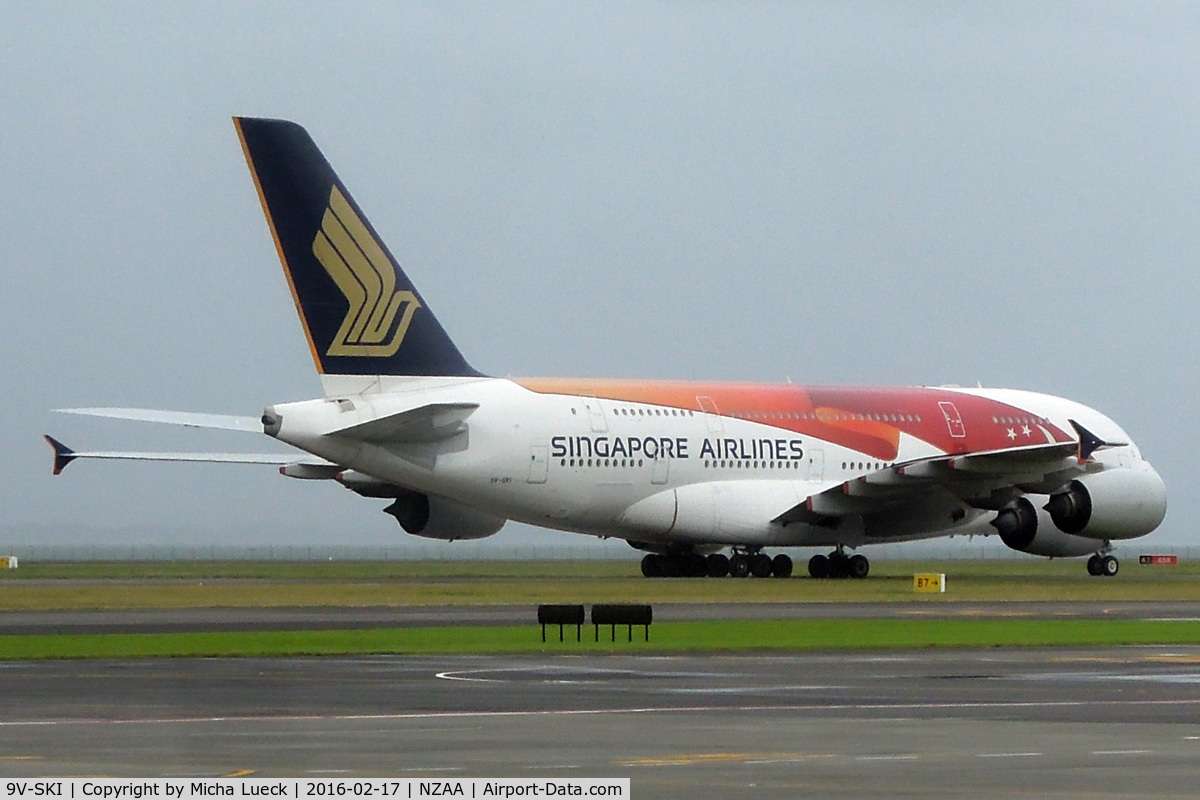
[[1069, 419, 1122, 462], [44, 435, 77, 476]]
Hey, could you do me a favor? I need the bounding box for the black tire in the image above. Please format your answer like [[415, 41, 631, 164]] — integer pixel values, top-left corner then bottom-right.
[[771, 554, 794, 578], [686, 553, 708, 577], [750, 553, 773, 578], [849, 554, 870, 579], [706, 553, 730, 578], [729, 554, 751, 578], [1086, 554, 1101, 576], [808, 554, 829, 579], [828, 551, 850, 579], [640, 554, 663, 578], [1102, 555, 1119, 577]]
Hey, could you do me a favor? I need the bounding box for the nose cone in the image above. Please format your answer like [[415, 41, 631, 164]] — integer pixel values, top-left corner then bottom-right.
[[1145, 463, 1168, 531]]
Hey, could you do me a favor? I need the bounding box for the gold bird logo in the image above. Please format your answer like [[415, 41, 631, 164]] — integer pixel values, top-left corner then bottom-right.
[[312, 186, 420, 356]]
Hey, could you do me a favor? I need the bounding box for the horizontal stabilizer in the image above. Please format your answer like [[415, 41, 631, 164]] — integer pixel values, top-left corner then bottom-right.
[[56, 408, 261, 432], [44, 435, 330, 475], [330, 402, 479, 443]]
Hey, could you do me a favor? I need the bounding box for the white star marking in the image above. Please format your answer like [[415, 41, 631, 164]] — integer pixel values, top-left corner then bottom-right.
[[1006, 428, 1017, 440], [1021, 425, 1032, 437]]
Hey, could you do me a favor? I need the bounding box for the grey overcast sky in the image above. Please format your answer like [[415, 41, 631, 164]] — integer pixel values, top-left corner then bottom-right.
[[4, 2, 1197, 549]]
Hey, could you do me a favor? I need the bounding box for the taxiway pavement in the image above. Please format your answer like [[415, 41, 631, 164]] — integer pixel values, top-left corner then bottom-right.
[[4, 647, 1200, 798]]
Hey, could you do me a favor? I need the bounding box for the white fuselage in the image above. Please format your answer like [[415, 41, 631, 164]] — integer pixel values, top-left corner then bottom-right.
[[265, 376, 1165, 549]]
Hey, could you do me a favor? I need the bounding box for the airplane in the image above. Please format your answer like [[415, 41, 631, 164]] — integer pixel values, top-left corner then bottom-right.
[[45, 117, 1168, 580]]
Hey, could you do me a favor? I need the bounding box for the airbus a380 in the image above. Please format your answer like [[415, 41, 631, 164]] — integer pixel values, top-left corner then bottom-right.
[[46, 117, 1168, 580]]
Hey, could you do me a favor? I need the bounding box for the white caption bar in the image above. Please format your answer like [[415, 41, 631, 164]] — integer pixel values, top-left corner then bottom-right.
[[0, 780, 629, 800]]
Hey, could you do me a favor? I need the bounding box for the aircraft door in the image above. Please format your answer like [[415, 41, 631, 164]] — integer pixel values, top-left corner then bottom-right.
[[584, 398, 608, 433], [697, 396, 723, 433], [651, 456, 670, 485], [528, 445, 549, 484], [938, 401, 967, 439], [807, 449, 824, 481]]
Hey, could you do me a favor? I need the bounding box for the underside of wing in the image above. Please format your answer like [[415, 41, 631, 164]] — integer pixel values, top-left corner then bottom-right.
[[772, 421, 1110, 545]]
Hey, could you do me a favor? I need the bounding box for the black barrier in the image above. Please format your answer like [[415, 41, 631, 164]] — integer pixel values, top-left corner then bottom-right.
[[537, 604, 585, 642], [592, 604, 653, 642]]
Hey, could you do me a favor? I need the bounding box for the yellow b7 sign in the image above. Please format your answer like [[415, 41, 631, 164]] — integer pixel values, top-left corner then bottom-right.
[[914, 573, 946, 593]]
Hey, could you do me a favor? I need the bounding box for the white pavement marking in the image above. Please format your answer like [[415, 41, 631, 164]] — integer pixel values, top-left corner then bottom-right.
[[434, 671, 498, 683], [1092, 749, 1152, 756], [4, 697, 1200, 728], [977, 752, 1042, 758]]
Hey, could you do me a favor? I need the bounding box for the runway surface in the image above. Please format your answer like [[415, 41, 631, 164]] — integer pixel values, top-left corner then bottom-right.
[[5, 647, 1200, 797], [5, 600, 1200, 634]]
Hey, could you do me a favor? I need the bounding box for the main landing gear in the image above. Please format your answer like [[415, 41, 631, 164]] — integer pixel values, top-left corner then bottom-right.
[[807, 548, 870, 579], [640, 548, 793, 578], [1086, 553, 1119, 577]]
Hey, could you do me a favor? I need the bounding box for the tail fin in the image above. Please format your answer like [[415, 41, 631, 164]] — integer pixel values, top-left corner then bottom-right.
[[233, 117, 481, 379]]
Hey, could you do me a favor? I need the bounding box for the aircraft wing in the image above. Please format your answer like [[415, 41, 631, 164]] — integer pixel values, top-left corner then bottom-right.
[[56, 408, 262, 432], [44, 435, 331, 476], [772, 421, 1110, 543]]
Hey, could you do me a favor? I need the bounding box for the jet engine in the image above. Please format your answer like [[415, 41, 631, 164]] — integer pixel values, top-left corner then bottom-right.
[[383, 488, 506, 541], [991, 496, 1104, 558], [334, 471, 506, 540], [1044, 468, 1167, 540]]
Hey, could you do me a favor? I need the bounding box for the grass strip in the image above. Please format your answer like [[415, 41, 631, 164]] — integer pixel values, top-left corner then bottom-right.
[[6, 559, 1200, 610], [3, 618, 1200, 659]]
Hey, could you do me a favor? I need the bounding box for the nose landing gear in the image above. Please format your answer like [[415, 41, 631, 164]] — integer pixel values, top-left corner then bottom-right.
[[1086, 551, 1119, 577]]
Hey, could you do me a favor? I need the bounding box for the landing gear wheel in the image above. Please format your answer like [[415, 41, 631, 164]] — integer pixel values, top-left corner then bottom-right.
[[828, 551, 850, 579], [771, 554, 794, 578], [1101, 555, 1119, 577], [641, 554, 665, 578], [1087, 554, 1102, 576], [808, 554, 830, 579], [750, 553, 773, 578], [685, 553, 708, 577], [706, 553, 730, 578], [848, 554, 870, 579], [729, 554, 751, 578]]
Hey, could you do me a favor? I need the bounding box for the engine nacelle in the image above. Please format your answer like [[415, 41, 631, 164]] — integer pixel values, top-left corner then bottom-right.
[[384, 489, 506, 541], [992, 496, 1104, 558], [1044, 468, 1167, 541]]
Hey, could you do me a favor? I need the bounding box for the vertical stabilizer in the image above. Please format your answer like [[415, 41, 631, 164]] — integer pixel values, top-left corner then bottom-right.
[[233, 117, 481, 380]]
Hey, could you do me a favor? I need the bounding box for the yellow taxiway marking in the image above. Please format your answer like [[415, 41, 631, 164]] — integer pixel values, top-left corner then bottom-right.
[[620, 752, 835, 766], [1146, 654, 1200, 664], [1051, 653, 1200, 664], [225, 769, 256, 778], [900, 610, 1057, 618]]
